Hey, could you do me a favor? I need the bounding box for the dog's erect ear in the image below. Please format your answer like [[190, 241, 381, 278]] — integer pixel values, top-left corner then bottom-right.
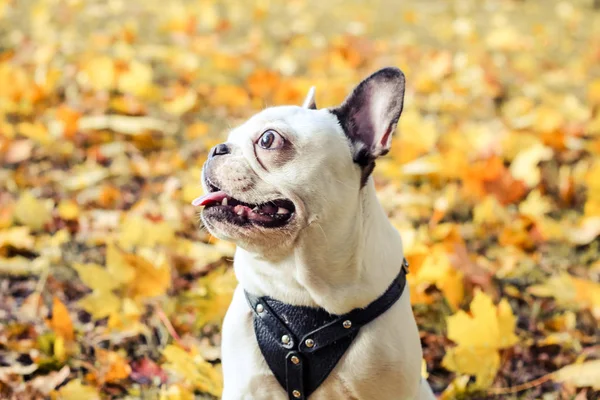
[[330, 67, 405, 165], [302, 86, 317, 110]]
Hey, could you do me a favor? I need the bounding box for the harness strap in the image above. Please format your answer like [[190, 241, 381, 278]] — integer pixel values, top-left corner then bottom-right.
[[245, 258, 409, 400], [299, 264, 408, 354]]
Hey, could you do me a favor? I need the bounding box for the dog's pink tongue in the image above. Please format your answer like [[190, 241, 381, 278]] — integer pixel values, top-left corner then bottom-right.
[[191, 191, 227, 206]]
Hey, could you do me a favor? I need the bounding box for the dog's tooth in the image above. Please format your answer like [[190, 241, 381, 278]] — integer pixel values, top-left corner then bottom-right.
[[222, 197, 228, 206], [277, 207, 289, 214], [237, 209, 244, 216]]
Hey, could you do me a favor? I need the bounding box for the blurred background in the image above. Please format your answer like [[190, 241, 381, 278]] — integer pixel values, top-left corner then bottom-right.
[[1, 0, 599, 398]]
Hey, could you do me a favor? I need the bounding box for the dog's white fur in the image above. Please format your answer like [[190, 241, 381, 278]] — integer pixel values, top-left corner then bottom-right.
[[200, 72, 436, 399]]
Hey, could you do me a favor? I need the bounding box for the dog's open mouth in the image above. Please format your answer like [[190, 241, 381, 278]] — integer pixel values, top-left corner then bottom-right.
[[192, 185, 295, 228]]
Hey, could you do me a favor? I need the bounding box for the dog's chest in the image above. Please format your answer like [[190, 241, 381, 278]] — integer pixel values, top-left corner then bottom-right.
[[221, 285, 423, 400]]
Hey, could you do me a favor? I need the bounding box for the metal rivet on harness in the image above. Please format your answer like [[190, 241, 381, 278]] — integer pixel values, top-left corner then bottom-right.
[[282, 335, 291, 344], [304, 338, 314, 348], [343, 320, 352, 329], [256, 304, 264, 313], [292, 390, 301, 398], [290, 355, 300, 365]]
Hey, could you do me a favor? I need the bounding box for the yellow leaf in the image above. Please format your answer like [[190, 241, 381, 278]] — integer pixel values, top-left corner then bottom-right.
[[106, 242, 136, 285], [588, 79, 600, 107], [413, 247, 464, 309], [48, 297, 74, 341], [118, 215, 175, 250], [440, 376, 470, 400], [80, 56, 115, 91], [14, 192, 53, 231], [54, 379, 100, 400], [555, 360, 600, 390], [497, 299, 519, 348], [567, 217, 600, 245], [473, 196, 508, 227], [179, 266, 237, 328], [78, 290, 121, 319], [421, 359, 429, 379], [106, 298, 146, 334], [162, 89, 198, 116], [0, 227, 35, 250], [443, 290, 518, 388], [57, 200, 80, 220], [125, 252, 171, 300], [162, 345, 222, 397], [117, 60, 153, 96], [73, 263, 120, 293], [173, 238, 235, 271], [160, 384, 195, 400], [17, 122, 52, 144], [509, 143, 553, 187], [443, 346, 500, 388], [529, 273, 600, 318], [53, 335, 66, 361], [518, 189, 553, 220]]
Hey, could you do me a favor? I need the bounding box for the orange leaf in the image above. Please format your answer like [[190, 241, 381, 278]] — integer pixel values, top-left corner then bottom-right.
[[48, 297, 74, 341], [97, 349, 132, 383]]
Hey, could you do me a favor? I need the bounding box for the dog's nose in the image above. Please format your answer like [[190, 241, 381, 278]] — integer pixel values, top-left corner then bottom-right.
[[209, 143, 230, 158]]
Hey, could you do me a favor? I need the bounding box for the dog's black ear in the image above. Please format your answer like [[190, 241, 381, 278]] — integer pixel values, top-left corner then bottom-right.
[[302, 86, 317, 110], [330, 68, 405, 175]]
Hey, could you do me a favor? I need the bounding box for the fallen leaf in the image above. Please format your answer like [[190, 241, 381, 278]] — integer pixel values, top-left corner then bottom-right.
[[567, 217, 600, 245], [57, 200, 80, 221], [124, 251, 171, 300], [54, 379, 101, 400], [77, 290, 121, 319], [47, 297, 74, 341], [14, 192, 53, 231], [442, 290, 518, 388], [529, 273, 600, 318], [509, 143, 553, 188], [130, 357, 168, 385], [0, 226, 35, 250], [161, 344, 222, 397], [30, 365, 70, 394], [79, 56, 115, 91], [73, 262, 120, 293], [97, 349, 132, 383], [555, 360, 600, 390]]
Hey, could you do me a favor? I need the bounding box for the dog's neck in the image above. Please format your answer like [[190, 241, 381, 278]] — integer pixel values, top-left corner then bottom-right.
[[233, 179, 404, 315]]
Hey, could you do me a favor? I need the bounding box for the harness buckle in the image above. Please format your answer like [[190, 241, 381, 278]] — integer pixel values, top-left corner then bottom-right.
[[402, 258, 410, 274]]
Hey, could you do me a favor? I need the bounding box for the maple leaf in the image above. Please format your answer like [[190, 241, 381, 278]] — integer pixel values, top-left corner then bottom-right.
[[161, 344, 223, 397], [442, 290, 518, 388], [409, 246, 464, 310], [124, 250, 171, 300]]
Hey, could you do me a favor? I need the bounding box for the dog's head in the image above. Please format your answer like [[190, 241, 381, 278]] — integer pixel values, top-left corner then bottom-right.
[[194, 68, 405, 257]]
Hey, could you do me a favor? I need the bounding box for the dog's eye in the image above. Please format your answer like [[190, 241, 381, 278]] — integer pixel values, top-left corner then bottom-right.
[[257, 130, 284, 150]]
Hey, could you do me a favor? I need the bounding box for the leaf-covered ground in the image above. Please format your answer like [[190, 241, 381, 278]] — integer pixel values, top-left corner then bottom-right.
[[1, 0, 600, 399]]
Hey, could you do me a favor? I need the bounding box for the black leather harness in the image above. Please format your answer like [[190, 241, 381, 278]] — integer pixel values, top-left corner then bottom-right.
[[244, 259, 409, 400]]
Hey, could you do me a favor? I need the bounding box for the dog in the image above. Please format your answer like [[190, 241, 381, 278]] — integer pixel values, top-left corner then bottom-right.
[[193, 68, 436, 400]]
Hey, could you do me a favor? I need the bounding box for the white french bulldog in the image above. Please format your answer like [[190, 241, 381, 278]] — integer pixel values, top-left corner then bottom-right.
[[193, 68, 436, 400]]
